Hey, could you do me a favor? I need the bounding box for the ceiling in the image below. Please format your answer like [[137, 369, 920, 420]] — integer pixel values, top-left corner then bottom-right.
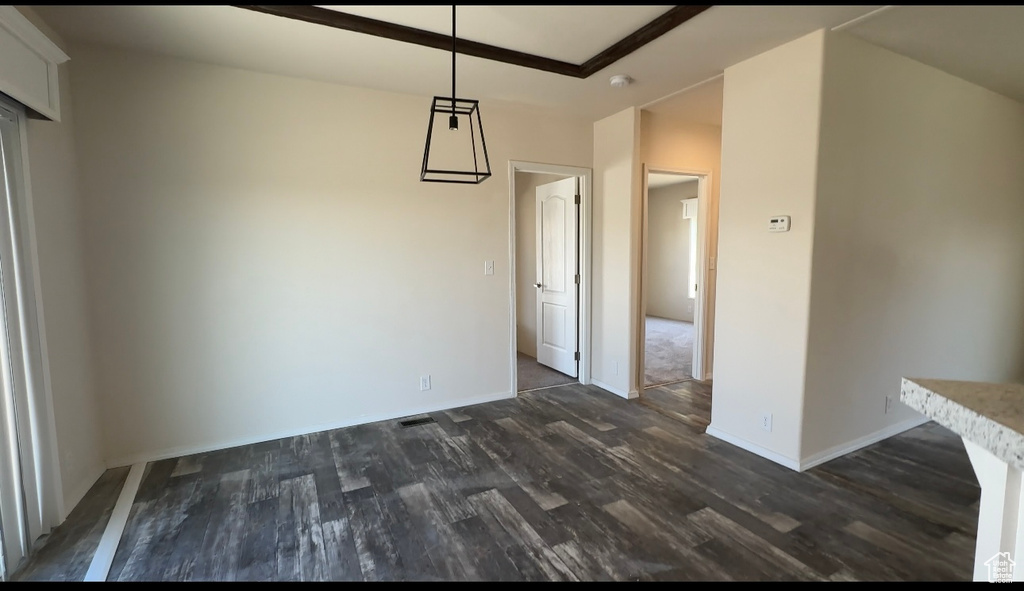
[[28, 5, 1024, 124], [322, 5, 675, 65], [839, 6, 1024, 105]]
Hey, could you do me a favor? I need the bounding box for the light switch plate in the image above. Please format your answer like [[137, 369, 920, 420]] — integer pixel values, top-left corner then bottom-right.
[[484, 260, 494, 275]]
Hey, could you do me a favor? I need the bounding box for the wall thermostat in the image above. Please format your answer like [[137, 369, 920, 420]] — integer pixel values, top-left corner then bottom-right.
[[769, 216, 791, 232]]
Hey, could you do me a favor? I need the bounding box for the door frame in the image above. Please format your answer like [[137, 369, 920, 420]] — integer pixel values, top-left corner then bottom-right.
[[638, 164, 712, 391], [507, 161, 593, 395]]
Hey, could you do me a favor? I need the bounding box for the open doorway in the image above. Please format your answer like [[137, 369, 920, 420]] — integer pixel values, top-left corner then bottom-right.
[[508, 162, 593, 395], [644, 172, 699, 386], [639, 166, 710, 390]]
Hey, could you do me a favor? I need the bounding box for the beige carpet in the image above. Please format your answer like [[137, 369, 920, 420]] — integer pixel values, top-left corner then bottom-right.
[[644, 316, 693, 386], [517, 352, 576, 392]]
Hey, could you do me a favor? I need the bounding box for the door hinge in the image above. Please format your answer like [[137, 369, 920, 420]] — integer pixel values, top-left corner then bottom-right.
[[574, 274, 580, 284], [574, 194, 581, 205], [574, 352, 580, 361]]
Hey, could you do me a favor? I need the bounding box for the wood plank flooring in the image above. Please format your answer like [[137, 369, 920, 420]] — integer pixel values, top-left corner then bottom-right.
[[13, 381, 980, 581], [12, 466, 130, 581]]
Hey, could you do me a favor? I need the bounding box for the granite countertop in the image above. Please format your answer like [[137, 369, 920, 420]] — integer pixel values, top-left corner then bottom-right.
[[900, 378, 1024, 471]]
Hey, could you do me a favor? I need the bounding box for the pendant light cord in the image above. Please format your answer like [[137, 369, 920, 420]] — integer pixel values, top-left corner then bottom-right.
[[451, 5, 456, 108]]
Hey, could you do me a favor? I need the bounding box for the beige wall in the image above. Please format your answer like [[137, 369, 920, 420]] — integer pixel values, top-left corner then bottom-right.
[[708, 30, 826, 463], [800, 31, 1024, 462], [646, 181, 697, 322], [639, 113, 722, 375], [711, 27, 1024, 469], [69, 44, 592, 465], [16, 6, 106, 517], [514, 172, 567, 358], [591, 107, 641, 397]]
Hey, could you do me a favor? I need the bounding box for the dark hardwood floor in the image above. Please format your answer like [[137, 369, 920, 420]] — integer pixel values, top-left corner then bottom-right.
[[12, 466, 130, 581], [13, 380, 979, 581]]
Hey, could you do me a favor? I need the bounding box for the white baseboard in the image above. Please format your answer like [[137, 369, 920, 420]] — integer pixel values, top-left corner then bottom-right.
[[707, 416, 932, 473], [61, 462, 106, 522], [797, 416, 930, 471], [105, 391, 516, 469], [591, 379, 636, 399], [705, 425, 801, 471]]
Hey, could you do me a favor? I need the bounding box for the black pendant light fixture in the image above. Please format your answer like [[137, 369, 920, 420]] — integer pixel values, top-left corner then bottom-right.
[[420, 5, 491, 184]]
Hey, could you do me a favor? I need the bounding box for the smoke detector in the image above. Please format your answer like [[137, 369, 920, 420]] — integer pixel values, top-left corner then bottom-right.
[[609, 74, 632, 88]]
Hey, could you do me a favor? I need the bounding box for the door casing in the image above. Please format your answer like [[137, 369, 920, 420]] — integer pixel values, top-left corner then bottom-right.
[[508, 161, 593, 395], [638, 164, 713, 390]]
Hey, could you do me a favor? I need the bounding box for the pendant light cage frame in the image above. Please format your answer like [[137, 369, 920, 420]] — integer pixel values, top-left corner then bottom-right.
[[420, 96, 492, 184], [420, 5, 492, 184]]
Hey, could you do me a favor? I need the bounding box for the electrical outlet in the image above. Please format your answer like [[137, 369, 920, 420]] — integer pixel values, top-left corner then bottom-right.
[[760, 412, 772, 432], [420, 375, 431, 391]]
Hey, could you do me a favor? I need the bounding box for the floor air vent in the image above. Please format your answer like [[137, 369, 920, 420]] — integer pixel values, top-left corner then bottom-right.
[[398, 416, 436, 428]]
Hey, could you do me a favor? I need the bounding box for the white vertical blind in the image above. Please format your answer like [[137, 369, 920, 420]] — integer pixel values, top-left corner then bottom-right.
[[0, 98, 60, 580]]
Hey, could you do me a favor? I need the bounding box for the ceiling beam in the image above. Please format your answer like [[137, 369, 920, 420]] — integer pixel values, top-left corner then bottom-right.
[[580, 5, 712, 76], [234, 5, 713, 79], [235, 5, 581, 78]]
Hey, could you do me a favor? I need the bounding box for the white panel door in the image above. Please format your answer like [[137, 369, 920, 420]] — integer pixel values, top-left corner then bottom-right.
[[535, 177, 578, 377]]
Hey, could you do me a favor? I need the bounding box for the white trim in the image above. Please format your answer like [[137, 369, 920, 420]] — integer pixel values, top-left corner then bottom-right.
[[797, 416, 930, 471], [705, 425, 802, 471], [105, 391, 515, 469], [591, 379, 637, 400], [707, 416, 932, 473], [84, 462, 145, 582], [0, 7, 69, 122], [0, 8, 68, 64], [507, 161, 593, 395], [637, 165, 713, 397]]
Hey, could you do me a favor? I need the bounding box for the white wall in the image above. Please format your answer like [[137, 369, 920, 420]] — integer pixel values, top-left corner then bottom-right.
[[710, 27, 1024, 470], [639, 113, 722, 375], [646, 181, 697, 322], [15, 6, 105, 517], [68, 44, 592, 465], [708, 30, 826, 464], [514, 172, 566, 358], [591, 107, 641, 398], [800, 31, 1024, 462]]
